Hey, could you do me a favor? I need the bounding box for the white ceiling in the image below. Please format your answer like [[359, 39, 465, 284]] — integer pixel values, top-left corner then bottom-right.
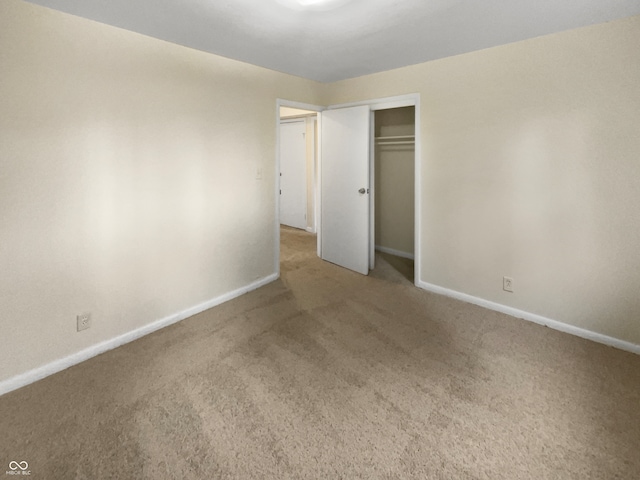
[[25, 0, 640, 82]]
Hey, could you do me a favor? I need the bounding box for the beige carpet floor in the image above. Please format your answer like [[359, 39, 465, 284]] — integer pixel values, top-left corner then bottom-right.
[[1, 226, 639, 479]]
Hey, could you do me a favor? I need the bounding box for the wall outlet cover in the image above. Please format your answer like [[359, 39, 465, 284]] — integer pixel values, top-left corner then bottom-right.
[[503, 276, 514, 293], [77, 313, 91, 331]]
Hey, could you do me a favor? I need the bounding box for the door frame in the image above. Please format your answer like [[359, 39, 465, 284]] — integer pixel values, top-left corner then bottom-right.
[[275, 99, 324, 277], [326, 94, 421, 286]]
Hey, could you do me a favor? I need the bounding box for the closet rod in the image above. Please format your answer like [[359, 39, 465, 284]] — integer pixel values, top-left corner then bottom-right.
[[375, 140, 415, 145], [374, 135, 415, 140]]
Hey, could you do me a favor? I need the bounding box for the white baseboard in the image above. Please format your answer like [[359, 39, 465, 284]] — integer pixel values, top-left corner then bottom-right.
[[0, 273, 279, 397], [305, 226, 316, 234], [375, 245, 415, 260], [418, 280, 640, 355]]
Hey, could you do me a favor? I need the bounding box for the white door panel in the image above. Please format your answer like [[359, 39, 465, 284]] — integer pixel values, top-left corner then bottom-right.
[[321, 106, 370, 275], [280, 121, 307, 230]]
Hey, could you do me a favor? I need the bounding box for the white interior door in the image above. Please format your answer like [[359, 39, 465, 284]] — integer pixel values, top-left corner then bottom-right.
[[321, 105, 370, 275], [280, 121, 307, 230]]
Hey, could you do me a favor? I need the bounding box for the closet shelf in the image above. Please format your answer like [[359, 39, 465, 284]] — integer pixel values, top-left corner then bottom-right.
[[375, 135, 414, 140], [375, 135, 415, 146]]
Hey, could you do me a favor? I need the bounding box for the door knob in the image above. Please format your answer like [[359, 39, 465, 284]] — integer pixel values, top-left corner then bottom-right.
[[358, 188, 366, 194]]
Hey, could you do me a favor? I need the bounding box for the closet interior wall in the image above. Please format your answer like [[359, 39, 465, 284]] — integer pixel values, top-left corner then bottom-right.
[[374, 107, 416, 259]]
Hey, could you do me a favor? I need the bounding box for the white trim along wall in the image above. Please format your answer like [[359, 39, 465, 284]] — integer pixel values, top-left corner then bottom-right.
[[419, 280, 640, 355]]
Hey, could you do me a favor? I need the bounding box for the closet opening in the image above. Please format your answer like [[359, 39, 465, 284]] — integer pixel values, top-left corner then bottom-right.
[[372, 106, 415, 282]]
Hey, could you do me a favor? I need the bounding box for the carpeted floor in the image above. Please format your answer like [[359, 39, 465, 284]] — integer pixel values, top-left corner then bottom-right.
[[1, 226, 639, 479]]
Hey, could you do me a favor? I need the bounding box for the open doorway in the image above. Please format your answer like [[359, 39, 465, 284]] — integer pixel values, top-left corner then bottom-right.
[[279, 106, 318, 233], [372, 106, 415, 282], [319, 97, 419, 284], [276, 101, 323, 278]]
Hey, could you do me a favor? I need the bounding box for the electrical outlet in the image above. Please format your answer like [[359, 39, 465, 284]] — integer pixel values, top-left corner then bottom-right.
[[77, 313, 91, 331], [503, 276, 514, 293]]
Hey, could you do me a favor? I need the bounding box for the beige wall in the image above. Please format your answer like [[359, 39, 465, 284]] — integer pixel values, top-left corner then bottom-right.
[[374, 107, 415, 256], [327, 15, 640, 345], [0, 0, 322, 382]]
